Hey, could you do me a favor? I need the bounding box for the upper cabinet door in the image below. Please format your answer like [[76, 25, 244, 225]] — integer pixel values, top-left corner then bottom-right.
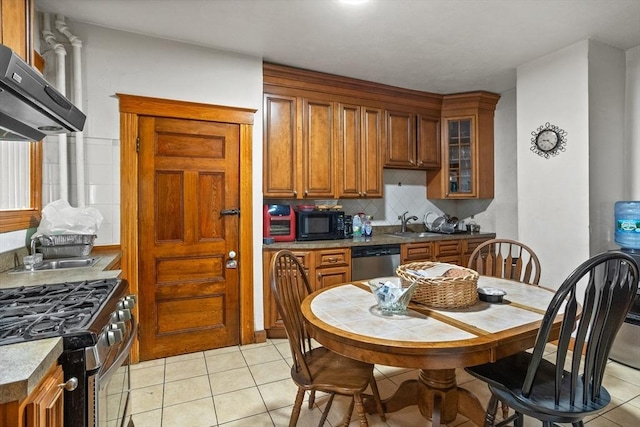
[[426, 92, 500, 199], [301, 98, 334, 198], [384, 109, 415, 168], [360, 106, 383, 197], [336, 103, 361, 198], [263, 94, 299, 198], [416, 115, 440, 168], [336, 104, 383, 199], [0, 0, 33, 63]]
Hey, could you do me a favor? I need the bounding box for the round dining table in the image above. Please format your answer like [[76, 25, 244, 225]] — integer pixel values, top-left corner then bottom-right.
[[301, 276, 562, 426]]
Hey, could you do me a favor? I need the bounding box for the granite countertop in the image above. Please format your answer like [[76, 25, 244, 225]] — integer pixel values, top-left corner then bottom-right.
[[263, 231, 496, 250], [0, 251, 121, 290], [0, 338, 64, 404], [0, 250, 121, 404]]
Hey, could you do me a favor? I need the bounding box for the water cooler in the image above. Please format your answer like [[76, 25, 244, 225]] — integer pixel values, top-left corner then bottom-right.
[[609, 201, 640, 369]]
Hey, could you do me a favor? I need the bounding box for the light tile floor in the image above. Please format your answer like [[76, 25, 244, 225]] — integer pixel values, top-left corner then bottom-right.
[[129, 339, 640, 427]]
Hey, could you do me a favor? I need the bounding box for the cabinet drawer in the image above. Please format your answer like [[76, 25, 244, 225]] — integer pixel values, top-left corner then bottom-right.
[[436, 254, 462, 265], [401, 242, 434, 262], [316, 248, 350, 268], [463, 238, 490, 255], [291, 251, 313, 269], [435, 240, 462, 256]]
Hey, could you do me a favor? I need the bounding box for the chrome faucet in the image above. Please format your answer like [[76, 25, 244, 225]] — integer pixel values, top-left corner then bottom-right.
[[400, 211, 419, 232]]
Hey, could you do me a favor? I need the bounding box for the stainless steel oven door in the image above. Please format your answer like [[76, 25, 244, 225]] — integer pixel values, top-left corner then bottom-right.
[[90, 318, 137, 427]]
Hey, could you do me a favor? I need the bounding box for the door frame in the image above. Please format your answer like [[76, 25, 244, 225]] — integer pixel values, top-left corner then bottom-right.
[[118, 93, 256, 363]]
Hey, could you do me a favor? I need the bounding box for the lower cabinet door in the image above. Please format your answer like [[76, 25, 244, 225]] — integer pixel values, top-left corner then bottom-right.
[[24, 365, 64, 427], [316, 266, 351, 289]]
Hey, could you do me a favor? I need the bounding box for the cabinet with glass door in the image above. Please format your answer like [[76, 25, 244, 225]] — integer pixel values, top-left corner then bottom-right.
[[446, 118, 474, 196], [427, 92, 499, 199]]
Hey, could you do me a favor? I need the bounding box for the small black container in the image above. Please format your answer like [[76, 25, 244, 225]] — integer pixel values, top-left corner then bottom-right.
[[478, 287, 506, 303]]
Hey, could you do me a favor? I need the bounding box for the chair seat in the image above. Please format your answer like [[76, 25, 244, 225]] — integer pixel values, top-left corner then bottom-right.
[[291, 347, 374, 393], [467, 352, 611, 422]]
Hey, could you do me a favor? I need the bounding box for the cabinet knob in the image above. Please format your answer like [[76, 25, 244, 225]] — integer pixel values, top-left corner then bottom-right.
[[293, 191, 298, 197], [304, 190, 308, 197], [59, 377, 78, 392], [362, 192, 367, 197]]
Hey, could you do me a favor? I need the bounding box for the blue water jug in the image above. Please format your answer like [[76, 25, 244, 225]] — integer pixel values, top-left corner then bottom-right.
[[615, 201, 640, 250]]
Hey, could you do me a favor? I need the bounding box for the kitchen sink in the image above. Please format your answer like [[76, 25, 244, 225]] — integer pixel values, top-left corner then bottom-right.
[[387, 231, 443, 238], [9, 257, 101, 273]]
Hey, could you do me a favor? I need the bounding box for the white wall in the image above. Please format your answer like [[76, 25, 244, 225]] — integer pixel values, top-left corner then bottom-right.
[[588, 40, 626, 255], [626, 46, 640, 200], [517, 39, 635, 290], [39, 20, 265, 328], [517, 41, 591, 288]]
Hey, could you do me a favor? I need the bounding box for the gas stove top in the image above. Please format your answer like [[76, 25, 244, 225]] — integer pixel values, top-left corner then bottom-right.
[[0, 279, 121, 347]]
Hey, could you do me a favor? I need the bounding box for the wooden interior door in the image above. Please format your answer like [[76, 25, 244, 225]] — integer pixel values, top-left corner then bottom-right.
[[138, 116, 240, 360]]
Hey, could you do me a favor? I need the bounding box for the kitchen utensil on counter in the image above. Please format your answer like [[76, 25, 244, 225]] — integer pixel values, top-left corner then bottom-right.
[[466, 221, 481, 233], [296, 204, 315, 212], [424, 211, 439, 231], [430, 216, 446, 232]]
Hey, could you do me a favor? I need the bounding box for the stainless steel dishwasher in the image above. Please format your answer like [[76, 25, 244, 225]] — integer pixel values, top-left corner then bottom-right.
[[351, 244, 401, 281]]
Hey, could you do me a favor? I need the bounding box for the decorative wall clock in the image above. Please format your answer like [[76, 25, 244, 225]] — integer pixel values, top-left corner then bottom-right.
[[530, 122, 567, 158]]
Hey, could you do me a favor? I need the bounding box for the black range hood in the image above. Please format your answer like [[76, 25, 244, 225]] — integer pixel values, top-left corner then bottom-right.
[[0, 44, 86, 141]]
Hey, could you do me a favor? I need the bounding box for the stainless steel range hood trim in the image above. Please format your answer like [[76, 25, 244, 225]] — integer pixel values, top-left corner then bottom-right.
[[0, 44, 86, 141]]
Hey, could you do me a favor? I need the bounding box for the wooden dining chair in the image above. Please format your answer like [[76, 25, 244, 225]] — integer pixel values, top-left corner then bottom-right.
[[468, 238, 541, 285], [465, 251, 639, 427], [270, 250, 385, 427], [468, 239, 542, 419]]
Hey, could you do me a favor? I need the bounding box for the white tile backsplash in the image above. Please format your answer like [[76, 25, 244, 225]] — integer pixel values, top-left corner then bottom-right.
[[0, 229, 28, 253], [341, 169, 445, 227], [86, 144, 113, 165], [88, 164, 113, 185], [42, 137, 121, 245]]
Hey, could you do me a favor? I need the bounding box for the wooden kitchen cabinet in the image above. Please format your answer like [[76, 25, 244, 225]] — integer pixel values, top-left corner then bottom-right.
[[0, 364, 64, 427], [427, 92, 500, 199], [336, 103, 383, 198], [0, 0, 33, 63], [461, 237, 490, 267], [315, 247, 351, 288], [263, 93, 298, 198], [384, 109, 440, 169], [262, 93, 334, 199], [263, 247, 350, 338], [400, 236, 492, 266], [263, 250, 313, 338], [401, 241, 434, 263], [301, 98, 335, 198], [434, 240, 463, 265], [24, 364, 64, 427], [263, 63, 442, 199]]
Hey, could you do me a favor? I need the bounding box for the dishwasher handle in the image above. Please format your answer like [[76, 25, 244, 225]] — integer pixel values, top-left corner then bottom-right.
[[351, 244, 401, 258]]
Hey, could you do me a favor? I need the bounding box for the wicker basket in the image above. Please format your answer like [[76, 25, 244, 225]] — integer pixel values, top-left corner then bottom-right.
[[396, 262, 479, 309]]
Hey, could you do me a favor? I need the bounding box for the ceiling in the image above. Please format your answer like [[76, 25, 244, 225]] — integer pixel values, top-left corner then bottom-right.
[[35, 0, 640, 95]]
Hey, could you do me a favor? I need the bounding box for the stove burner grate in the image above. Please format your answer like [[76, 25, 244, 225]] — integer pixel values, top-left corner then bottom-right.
[[0, 279, 117, 345]]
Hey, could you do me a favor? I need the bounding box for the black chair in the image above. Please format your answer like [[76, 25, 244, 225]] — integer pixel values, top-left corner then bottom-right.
[[465, 251, 639, 427], [270, 250, 385, 427]]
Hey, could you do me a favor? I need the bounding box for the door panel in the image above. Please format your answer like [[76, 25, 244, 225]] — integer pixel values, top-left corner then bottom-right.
[[139, 116, 240, 360]]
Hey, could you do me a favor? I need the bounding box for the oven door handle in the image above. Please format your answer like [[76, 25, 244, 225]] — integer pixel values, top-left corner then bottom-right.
[[97, 315, 137, 385]]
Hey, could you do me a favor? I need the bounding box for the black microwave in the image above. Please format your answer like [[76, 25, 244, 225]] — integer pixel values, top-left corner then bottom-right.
[[296, 210, 346, 241]]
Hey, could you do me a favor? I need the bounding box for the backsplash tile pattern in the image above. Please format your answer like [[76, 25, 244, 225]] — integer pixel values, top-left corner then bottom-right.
[[42, 136, 120, 246], [341, 169, 444, 228]]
